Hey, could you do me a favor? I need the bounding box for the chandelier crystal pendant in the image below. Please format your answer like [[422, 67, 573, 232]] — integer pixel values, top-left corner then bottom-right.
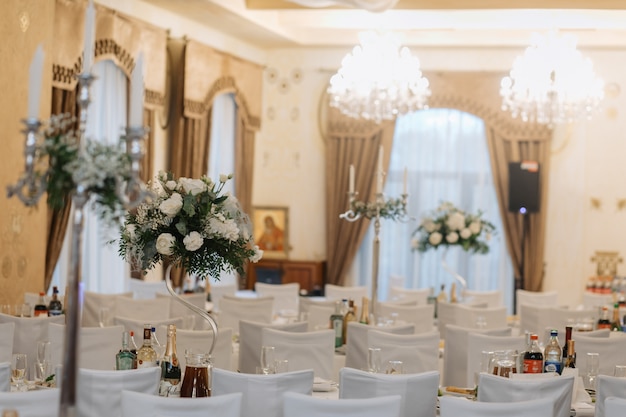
[[500, 31, 605, 127], [328, 31, 431, 124]]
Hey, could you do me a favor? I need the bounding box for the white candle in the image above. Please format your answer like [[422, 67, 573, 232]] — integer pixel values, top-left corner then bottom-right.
[[27, 45, 44, 119], [403, 167, 408, 195], [376, 145, 383, 194], [349, 164, 355, 194], [129, 52, 144, 128], [82, 0, 95, 73]]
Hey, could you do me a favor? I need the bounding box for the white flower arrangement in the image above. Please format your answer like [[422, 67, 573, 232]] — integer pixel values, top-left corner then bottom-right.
[[411, 201, 496, 254], [118, 171, 263, 278]]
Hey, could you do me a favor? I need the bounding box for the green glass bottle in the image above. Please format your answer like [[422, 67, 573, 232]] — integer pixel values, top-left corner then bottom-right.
[[116, 331, 137, 370]]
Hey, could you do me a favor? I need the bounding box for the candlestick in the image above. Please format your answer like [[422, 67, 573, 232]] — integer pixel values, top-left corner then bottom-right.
[[82, 0, 95, 73], [349, 164, 355, 194], [27, 45, 44, 119], [376, 145, 383, 194], [129, 52, 144, 128], [403, 167, 408, 195]]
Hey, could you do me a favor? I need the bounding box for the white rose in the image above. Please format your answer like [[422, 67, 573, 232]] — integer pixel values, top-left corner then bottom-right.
[[460, 228, 472, 239], [125, 224, 137, 240], [469, 221, 481, 234], [165, 180, 177, 190], [429, 232, 442, 246], [179, 178, 207, 196], [422, 219, 437, 233], [159, 193, 183, 217], [446, 212, 466, 230], [183, 231, 204, 252], [219, 173, 231, 183], [410, 238, 419, 249], [446, 232, 459, 243], [250, 245, 263, 263], [156, 233, 176, 256]]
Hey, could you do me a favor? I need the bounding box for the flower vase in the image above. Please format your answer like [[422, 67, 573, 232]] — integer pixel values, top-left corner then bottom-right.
[[440, 247, 467, 302], [165, 264, 218, 356]]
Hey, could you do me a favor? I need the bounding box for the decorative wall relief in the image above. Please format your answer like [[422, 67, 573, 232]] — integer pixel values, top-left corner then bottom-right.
[[591, 251, 623, 276], [604, 82, 621, 120], [590, 197, 602, 210], [19, 11, 30, 32]]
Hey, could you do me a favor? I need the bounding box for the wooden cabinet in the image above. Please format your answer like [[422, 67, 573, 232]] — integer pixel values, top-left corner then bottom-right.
[[246, 259, 325, 294]]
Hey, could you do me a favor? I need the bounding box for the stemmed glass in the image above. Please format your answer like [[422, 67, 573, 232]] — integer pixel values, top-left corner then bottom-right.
[[260, 346, 276, 375], [35, 341, 51, 382], [11, 353, 27, 390]]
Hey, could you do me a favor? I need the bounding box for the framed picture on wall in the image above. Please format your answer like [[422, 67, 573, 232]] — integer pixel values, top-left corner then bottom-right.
[[252, 206, 289, 259]]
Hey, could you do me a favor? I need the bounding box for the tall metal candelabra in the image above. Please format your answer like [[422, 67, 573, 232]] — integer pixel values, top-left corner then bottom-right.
[[7, 70, 150, 417], [339, 190, 409, 323]]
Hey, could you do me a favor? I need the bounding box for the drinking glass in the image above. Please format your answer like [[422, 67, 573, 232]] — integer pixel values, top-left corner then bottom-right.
[[367, 347, 382, 373], [614, 365, 626, 378], [99, 307, 111, 328], [11, 353, 27, 388], [584, 352, 600, 391], [386, 360, 403, 375], [36, 341, 51, 380], [275, 359, 289, 373], [260, 346, 276, 375]]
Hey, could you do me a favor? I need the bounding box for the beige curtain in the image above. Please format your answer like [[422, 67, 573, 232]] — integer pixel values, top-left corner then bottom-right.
[[234, 100, 256, 217], [141, 108, 155, 183], [325, 108, 396, 286]]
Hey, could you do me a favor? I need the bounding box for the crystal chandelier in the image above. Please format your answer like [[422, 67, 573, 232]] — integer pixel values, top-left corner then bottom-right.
[[500, 31, 604, 127], [328, 31, 431, 124]]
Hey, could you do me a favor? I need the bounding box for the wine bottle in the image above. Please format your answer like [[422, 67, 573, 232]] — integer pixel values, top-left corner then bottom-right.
[[342, 299, 357, 345], [159, 324, 181, 397], [116, 331, 137, 370], [48, 286, 63, 316], [359, 297, 370, 325], [564, 339, 576, 368], [330, 301, 344, 348], [136, 324, 157, 368]]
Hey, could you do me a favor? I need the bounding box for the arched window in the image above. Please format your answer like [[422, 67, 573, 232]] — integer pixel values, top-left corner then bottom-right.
[[353, 108, 514, 312]]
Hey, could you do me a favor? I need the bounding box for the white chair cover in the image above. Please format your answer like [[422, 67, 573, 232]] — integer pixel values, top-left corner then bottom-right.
[[339, 368, 439, 417], [454, 304, 507, 331], [477, 373, 575, 417], [516, 289, 558, 317], [463, 289, 503, 308], [262, 328, 335, 380], [466, 332, 527, 387], [440, 396, 555, 417], [48, 323, 125, 370], [377, 303, 435, 334], [595, 375, 626, 417], [238, 320, 307, 374], [255, 282, 300, 317], [573, 333, 626, 376], [324, 284, 368, 310], [605, 396, 626, 417], [299, 297, 336, 315], [0, 388, 60, 417], [127, 278, 166, 299], [115, 297, 172, 322], [210, 283, 237, 313], [387, 286, 430, 305], [81, 291, 133, 328], [582, 292, 613, 310], [0, 362, 10, 392], [0, 322, 15, 363], [219, 297, 274, 336], [307, 304, 333, 331], [0, 313, 65, 366], [113, 316, 185, 344], [156, 292, 207, 329], [367, 330, 439, 375], [344, 322, 415, 371], [212, 368, 314, 417], [442, 324, 511, 387], [519, 304, 595, 345], [121, 390, 242, 417], [284, 391, 402, 417], [166, 326, 233, 371]]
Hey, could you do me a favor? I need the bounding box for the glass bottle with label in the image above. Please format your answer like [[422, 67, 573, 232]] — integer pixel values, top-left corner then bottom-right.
[[562, 326, 572, 370], [34, 292, 48, 317], [330, 301, 344, 348], [342, 299, 357, 345], [116, 331, 137, 370], [523, 334, 543, 374], [610, 302, 622, 332], [598, 306, 612, 330], [136, 324, 157, 368], [359, 297, 370, 325], [159, 324, 181, 397], [543, 330, 562, 374], [564, 340, 576, 369], [47, 286, 63, 316]]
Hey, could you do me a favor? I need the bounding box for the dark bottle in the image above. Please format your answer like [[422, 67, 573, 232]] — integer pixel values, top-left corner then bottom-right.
[[48, 286, 63, 316], [598, 306, 611, 330], [523, 334, 543, 374], [562, 326, 572, 370], [159, 324, 181, 397], [564, 339, 576, 368], [34, 292, 48, 317]]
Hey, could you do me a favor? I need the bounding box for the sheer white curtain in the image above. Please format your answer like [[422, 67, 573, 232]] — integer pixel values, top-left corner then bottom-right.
[[51, 60, 130, 294], [353, 108, 514, 313]]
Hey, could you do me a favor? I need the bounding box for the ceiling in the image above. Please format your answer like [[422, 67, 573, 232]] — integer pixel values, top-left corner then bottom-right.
[[143, 0, 626, 48]]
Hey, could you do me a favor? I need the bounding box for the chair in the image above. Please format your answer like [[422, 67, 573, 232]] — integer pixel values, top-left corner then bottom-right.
[[324, 284, 368, 310], [439, 396, 555, 417], [0, 322, 15, 363], [344, 322, 414, 371], [81, 291, 133, 327], [127, 278, 166, 299], [438, 302, 507, 339], [463, 289, 503, 308], [255, 282, 300, 317], [115, 297, 172, 322], [219, 296, 274, 336], [0, 388, 60, 417], [210, 282, 237, 312], [212, 368, 314, 417], [168, 326, 233, 371], [48, 323, 125, 370], [465, 332, 527, 387], [442, 324, 511, 387], [238, 319, 307, 374], [307, 304, 334, 331], [0, 362, 9, 392], [0, 312, 65, 367], [262, 328, 335, 380], [284, 391, 402, 417], [156, 292, 207, 329], [299, 296, 336, 315], [595, 375, 626, 417], [376, 303, 435, 334], [582, 292, 613, 309], [572, 333, 626, 376], [515, 289, 558, 316], [121, 390, 243, 417], [339, 368, 439, 417], [387, 286, 430, 305], [477, 372, 575, 417], [519, 304, 596, 345], [113, 315, 185, 344], [605, 396, 626, 417], [367, 330, 440, 375]]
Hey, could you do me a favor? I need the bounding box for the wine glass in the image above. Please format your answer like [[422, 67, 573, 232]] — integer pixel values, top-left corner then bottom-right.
[[99, 307, 110, 328], [36, 341, 51, 381], [260, 346, 276, 375], [11, 353, 27, 389], [367, 347, 382, 373]]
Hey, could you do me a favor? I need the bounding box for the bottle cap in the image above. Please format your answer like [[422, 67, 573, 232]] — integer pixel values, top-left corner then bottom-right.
[[530, 334, 538, 340], [550, 329, 558, 336]]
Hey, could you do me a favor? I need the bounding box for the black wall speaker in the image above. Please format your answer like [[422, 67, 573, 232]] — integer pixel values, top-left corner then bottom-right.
[[508, 161, 540, 213]]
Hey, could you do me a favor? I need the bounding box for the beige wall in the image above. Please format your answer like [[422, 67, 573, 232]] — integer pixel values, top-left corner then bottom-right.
[[0, 0, 55, 305]]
